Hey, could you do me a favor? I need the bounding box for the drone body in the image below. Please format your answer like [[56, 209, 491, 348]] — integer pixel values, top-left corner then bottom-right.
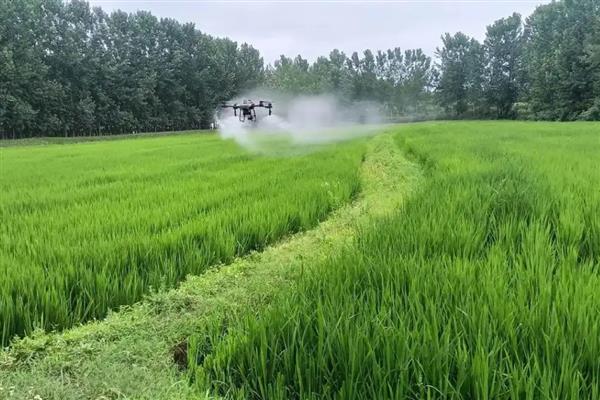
[[221, 100, 273, 122]]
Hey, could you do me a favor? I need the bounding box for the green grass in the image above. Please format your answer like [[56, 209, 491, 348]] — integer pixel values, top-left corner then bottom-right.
[[0, 132, 364, 346], [2, 122, 598, 400], [0, 129, 206, 147], [0, 132, 409, 400], [190, 121, 600, 399]]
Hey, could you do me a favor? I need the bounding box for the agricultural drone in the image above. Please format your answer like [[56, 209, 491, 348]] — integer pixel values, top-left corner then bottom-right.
[[221, 100, 273, 122]]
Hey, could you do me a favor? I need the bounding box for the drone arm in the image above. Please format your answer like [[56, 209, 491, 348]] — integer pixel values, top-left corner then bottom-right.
[[257, 101, 273, 115], [221, 103, 238, 116]]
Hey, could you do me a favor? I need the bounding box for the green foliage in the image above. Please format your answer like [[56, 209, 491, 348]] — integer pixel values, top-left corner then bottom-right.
[[434, 0, 599, 120], [2, 0, 598, 138], [191, 122, 600, 399], [435, 33, 484, 117], [0, 133, 404, 400], [0, 133, 364, 345], [484, 13, 523, 118], [266, 55, 319, 94], [265, 48, 437, 120], [523, 0, 600, 120], [267, 0, 599, 121], [0, 0, 263, 138]]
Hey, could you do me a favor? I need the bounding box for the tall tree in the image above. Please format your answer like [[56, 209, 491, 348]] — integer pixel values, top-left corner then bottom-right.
[[484, 13, 523, 118], [524, 0, 600, 120], [400, 49, 434, 113], [0, 0, 65, 138], [582, 15, 600, 119], [267, 54, 317, 93], [435, 32, 484, 117]]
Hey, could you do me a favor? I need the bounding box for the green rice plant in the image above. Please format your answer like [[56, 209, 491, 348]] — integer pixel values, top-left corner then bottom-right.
[[0, 133, 365, 346], [193, 121, 600, 399]]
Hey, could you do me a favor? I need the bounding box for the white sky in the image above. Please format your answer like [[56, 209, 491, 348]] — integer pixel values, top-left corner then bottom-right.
[[87, 0, 551, 64]]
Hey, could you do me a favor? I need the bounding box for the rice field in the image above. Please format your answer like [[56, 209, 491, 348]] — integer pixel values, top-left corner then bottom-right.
[[2, 121, 599, 399], [190, 122, 600, 399], [0, 133, 364, 345]]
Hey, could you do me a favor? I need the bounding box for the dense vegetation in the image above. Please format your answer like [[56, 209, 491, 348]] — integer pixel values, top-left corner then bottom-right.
[[0, 0, 263, 138], [0, 134, 364, 345], [2, 0, 598, 139], [191, 122, 600, 399], [270, 0, 600, 121], [436, 1, 600, 120]]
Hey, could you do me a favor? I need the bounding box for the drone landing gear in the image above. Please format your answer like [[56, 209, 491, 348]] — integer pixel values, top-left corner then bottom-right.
[[239, 109, 257, 122]]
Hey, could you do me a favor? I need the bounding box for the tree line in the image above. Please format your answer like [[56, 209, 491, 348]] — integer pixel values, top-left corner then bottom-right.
[[437, 0, 599, 120], [0, 0, 263, 138], [264, 48, 436, 120], [1, 0, 598, 138]]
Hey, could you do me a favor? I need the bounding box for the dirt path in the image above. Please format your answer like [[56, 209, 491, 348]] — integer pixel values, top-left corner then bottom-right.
[[0, 131, 420, 400]]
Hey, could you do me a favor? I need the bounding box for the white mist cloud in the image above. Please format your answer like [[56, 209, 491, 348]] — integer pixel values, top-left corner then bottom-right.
[[217, 92, 382, 152]]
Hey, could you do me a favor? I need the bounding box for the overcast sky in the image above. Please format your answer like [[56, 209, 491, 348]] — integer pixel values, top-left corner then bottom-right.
[[87, 0, 551, 64]]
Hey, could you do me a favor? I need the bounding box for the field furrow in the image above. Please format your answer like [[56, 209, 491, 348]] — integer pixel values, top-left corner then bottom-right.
[[0, 134, 364, 346], [0, 132, 416, 400]]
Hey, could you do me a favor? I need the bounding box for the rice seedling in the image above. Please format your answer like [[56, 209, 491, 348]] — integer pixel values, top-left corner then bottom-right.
[[0, 133, 364, 346], [192, 121, 600, 399]]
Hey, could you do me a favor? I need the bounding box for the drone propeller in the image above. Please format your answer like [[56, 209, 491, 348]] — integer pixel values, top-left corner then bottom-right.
[[257, 100, 273, 115]]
